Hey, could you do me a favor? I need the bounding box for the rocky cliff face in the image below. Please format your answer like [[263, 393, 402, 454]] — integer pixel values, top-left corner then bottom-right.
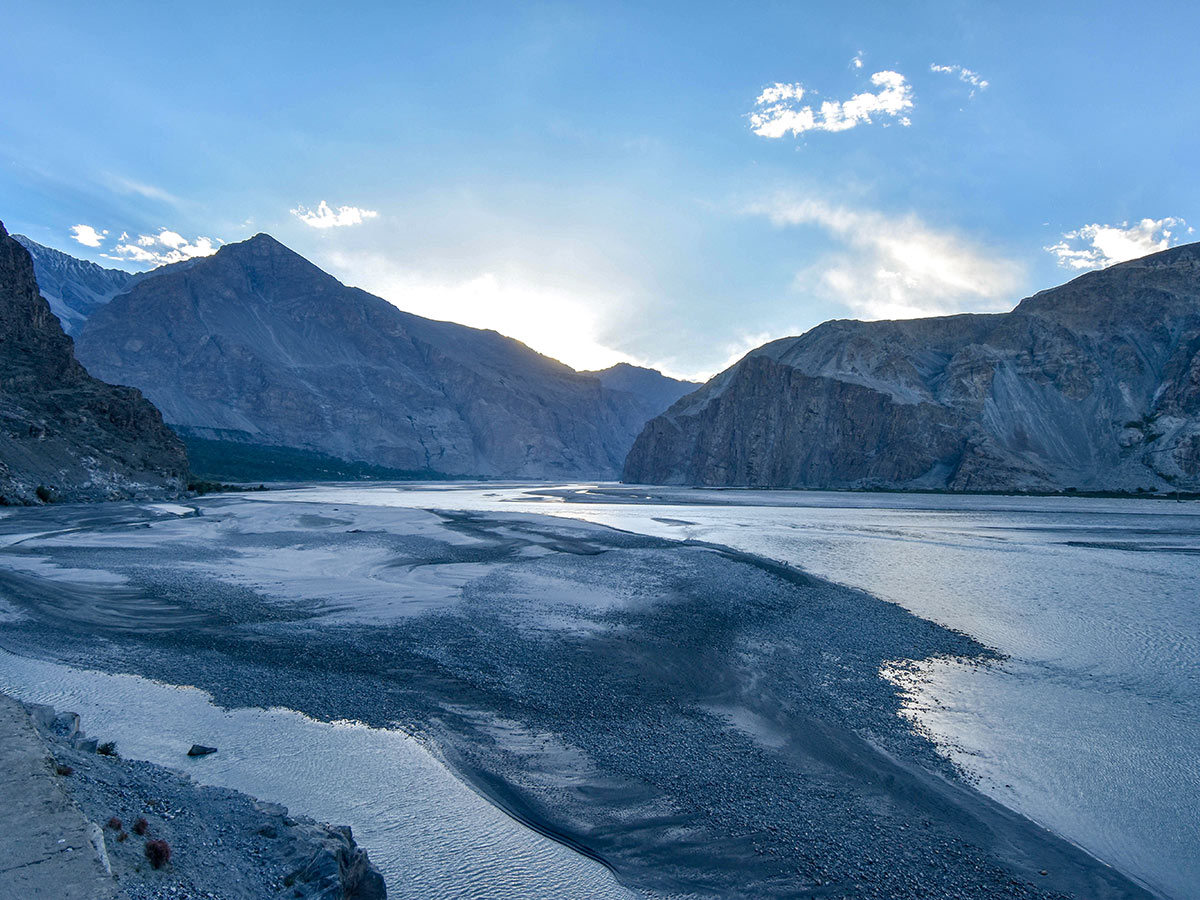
[[11, 236, 135, 335], [0, 223, 188, 502], [624, 243, 1200, 492], [75, 234, 673, 479]]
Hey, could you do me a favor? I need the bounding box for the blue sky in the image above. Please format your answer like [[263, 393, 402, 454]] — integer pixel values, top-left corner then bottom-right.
[[2, 1, 1197, 379]]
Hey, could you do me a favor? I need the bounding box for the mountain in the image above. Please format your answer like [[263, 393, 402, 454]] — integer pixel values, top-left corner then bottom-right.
[[584, 362, 699, 422], [624, 243, 1200, 493], [0, 222, 188, 502], [11, 235, 136, 335], [74, 233, 680, 480]]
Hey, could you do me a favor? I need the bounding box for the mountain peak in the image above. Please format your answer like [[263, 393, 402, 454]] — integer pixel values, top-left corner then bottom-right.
[[215, 231, 304, 262], [181, 232, 339, 293]]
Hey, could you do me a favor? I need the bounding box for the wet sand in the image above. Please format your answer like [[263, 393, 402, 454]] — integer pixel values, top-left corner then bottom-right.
[[0, 495, 1159, 899]]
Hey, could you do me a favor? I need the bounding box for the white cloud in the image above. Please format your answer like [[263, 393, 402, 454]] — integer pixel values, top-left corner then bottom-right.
[[750, 196, 1024, 320], [851, 51, 864, 69], [69, 224, 108, 247], [750, 70, 914, 138], [930, 64, 989, 95], [102, 229, 221, 267], [321, 250, 641, 372], [291, 201, 379, 229], [1045, 218, 1187, 270]]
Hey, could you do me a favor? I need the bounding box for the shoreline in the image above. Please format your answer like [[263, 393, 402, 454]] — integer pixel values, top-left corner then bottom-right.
[[0, 493, 1173, 898], [0, 690, 386, 899]]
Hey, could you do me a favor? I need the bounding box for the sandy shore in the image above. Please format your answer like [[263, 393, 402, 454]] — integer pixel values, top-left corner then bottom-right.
[[0, 494, 1159, 899]]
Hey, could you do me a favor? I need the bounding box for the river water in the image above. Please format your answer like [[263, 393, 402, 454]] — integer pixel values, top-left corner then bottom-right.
[[245, 483, 1200, 900], [0, 647, 635, 900]]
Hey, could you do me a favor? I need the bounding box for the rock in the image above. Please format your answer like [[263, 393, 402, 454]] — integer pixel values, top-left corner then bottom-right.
[[253, 800, 289, 818], [0, 221, 189, 503], [624, 242, 1200, 493], [53, 711, 82, 738], [87, 822, 113, 876], [187, 744, 218, 756], [288, 823, 387, 900]]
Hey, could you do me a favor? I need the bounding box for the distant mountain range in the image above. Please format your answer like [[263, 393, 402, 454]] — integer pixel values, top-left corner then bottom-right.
[[585, 362, 697, 421], [16, 233, 695, 481], [625, 243, 1200, 493], [11, 236, 135, 335], [0, 223, 187, 502], [23, 225, 1197, 497]]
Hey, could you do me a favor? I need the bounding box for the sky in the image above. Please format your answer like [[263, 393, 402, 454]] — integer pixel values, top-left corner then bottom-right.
[[2, 1, 1197, 380]]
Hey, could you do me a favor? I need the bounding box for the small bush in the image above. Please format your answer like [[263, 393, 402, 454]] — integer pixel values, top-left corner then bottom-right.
[[133, 817, 149, 835], [145, 838, 171, 869], [117, 831, 128, 842], [106, 816, 122, 831], [97, 741, 119, 757], [54, 764, 74, 776], [35, 485, 54, 503]]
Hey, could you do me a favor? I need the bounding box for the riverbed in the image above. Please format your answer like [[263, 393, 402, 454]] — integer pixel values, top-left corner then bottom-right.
[[0, 484, 1190, 899]]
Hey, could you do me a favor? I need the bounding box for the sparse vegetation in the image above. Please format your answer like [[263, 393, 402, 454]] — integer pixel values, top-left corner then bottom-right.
[[35, 484, 54, 503], [96, 740, 119, 757], [106, 816, 122, 831], [187, 478, 268, 495], [54, 763, 74, 776], [180, 431, 447, 483], [133, 817, 149, 835], [145, 838, 171, 869]]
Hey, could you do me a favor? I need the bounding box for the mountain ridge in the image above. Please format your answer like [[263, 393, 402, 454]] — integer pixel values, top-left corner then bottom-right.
[[74, 233, 690, 479], [624, 242, 1200, 492], [11, 235, 136, 335]]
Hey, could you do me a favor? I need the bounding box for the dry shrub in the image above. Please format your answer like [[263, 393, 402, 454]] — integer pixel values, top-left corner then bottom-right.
[[145, 838, 171, 869]]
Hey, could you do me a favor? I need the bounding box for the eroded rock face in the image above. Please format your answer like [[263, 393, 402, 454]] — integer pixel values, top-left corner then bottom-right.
[[0, 222, 188, 503], [75, 234, 683, 479], [624, 243, 1200, 492]]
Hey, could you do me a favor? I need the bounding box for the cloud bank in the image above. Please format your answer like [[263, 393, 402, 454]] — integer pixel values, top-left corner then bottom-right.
[[291, 201, 379, 229], [751, 197, 1024, 320], [1045, 218, 1189, 270], [750, 71, 913, 138]]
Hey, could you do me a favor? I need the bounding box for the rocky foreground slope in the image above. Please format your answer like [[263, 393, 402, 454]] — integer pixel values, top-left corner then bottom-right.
[[6, 695, 385, 899], [625, 243, 1200, 492], [0, 223, 187, 503], [74, 234, 688, 479]]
